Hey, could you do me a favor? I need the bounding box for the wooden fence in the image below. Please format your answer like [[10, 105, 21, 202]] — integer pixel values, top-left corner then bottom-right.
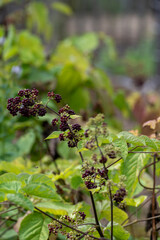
[[66, 14, 155, 44]]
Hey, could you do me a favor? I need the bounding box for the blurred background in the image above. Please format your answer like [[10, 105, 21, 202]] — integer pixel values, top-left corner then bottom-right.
[[0, 1, 160, 239]]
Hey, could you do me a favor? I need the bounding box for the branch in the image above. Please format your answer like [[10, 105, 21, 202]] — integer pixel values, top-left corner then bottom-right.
[[121, 190, 160, 225], [138, 160, 160, 190], [108, 186, 113, 240], [35, 207, 105, 240], [152, 154, 157, 240], [124, 214, 160, 228]]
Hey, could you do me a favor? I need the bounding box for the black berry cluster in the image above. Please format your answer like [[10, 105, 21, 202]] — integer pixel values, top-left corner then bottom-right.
[[48, 223, 62, 235], [7, 88, 46, 117], [78, 211, 86, 220], [113, 188, 127, 204], [50, 105, 82, 148], [48, 91, 62, 103], [85, 181, 97, 189]]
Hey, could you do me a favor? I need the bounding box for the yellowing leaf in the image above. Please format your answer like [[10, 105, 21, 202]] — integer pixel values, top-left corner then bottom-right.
[[143, 120, 157, 129]]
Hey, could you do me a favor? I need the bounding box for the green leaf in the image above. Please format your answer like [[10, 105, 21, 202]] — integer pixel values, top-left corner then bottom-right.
[[69, 115, 81, 119], [0, 173, 18, 183], [105, 222, 130, 240], [139, 135, 158, 151], [27, 174, 55, 189], [71, 32, 99, 53], [19, 212, 50, 240], [121, 153, 149, 197], [70, 175, 83, 189], [52, 2, 72, 16], [0, 181, 21, 193], [0, 192, 5, 201], [16, 130, 36, 156], [22, 183, 61, 200], [68, 87, 90, 111], [113, 90, 131, 117], [7, 193, 34, 212], [45, 131, 62, 140], [35, 201, 78, 215], [118, 131, 145, 146], [98, 201, 128, 224], [113, 137, 128, 160], [18, 173, 30, 184], [125, 195, 147, 207], [92, 69, 113, 97], [17, 31, 45, 66], [27, 2, 51, 40]]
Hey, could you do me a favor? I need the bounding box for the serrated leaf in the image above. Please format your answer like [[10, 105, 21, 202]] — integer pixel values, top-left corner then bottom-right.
[[22, 183, 61, 200], [18, 173, 30, 184], [105, 222, 130, 240], [139, 135, 158, 151], [45, 131, 62, 140], [70, 175, 83, 189], [118, 131, 145, 146], [113, 137, 128, 160], [19, 212, 50, 240], [125, 195, 147, 207], [121, 153, 149, 197], [27, 174, 55, 189], [0, 181, 22, 193], [7, 193, 34, 212], [35, 201, 78, 215]]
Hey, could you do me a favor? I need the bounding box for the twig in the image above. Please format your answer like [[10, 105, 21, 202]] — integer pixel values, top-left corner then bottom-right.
[[89, 192, 104, 238], [121, 190, 160, 226], [0, 207, 20, 215], [124, 214, 160, 228], [108, 186, 113, 240], [45, 105, 60, 117], [138, 160, 160, 190]]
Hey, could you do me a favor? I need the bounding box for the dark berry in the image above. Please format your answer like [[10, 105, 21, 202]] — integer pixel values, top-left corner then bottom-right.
[[79, 211, 86, 220], [72, 123, 81, 131], [84, 129, 89, 137], [48, 91, 54, 98], [18, 90, 25, 97], [99, 156, 107, 164], [68, 140, 76, 148], [54, 94, 62, 103], [59, 133, 65, 141], [38, 107, 47, 116], [85, 181, 97, 189], [52, 118, 59, 127], [108, 151, 116, 159]]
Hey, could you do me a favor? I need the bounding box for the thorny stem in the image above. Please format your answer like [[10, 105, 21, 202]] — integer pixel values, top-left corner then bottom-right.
[[152, 154, 157, 240], [35, 207, 105, 240]]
